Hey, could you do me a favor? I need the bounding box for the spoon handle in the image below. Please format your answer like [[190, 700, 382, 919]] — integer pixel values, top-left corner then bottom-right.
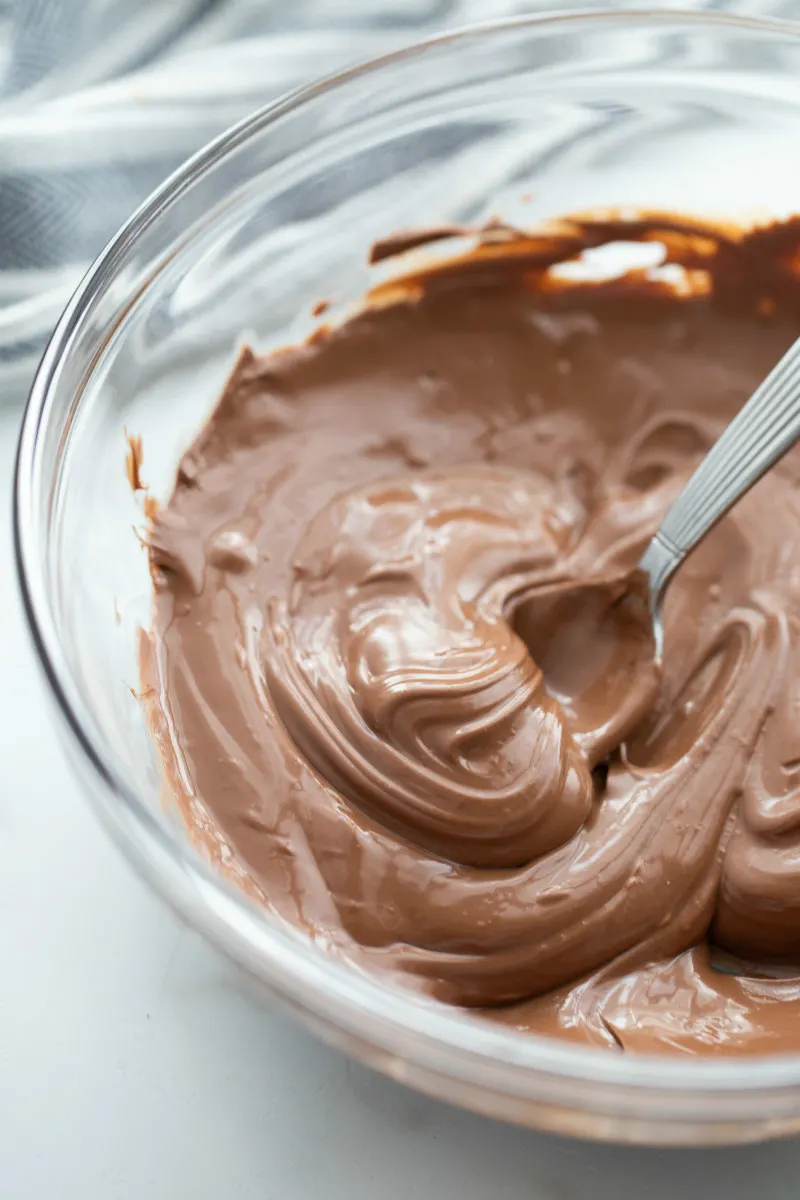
[[639, 335, 800, 600]]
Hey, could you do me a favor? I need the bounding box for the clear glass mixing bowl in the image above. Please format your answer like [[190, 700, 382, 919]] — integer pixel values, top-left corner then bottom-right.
[[15, 11, 800, 1146]]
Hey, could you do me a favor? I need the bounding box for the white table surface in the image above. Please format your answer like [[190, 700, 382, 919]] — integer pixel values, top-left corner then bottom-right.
[[4, 402, 800, 1199]]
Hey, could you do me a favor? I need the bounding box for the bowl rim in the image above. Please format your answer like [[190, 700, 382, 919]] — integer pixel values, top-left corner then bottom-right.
[[16, 6, 800, 1107]]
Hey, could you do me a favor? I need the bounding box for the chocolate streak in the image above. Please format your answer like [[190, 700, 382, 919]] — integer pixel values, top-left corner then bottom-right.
[[143, 213, 800, 1054]]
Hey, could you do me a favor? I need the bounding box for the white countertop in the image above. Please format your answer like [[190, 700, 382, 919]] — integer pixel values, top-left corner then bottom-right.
[[4, 403, 800, 1199]]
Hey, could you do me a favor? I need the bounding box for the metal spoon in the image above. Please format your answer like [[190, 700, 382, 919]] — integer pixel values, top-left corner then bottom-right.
[[638, 337, 800, 659]]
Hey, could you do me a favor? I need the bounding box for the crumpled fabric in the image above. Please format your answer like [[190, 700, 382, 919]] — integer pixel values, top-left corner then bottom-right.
[[0, 0, 797, 399]]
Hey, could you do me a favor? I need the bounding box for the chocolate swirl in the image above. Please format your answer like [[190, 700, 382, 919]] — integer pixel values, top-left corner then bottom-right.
[[266, 469, 658, 870]]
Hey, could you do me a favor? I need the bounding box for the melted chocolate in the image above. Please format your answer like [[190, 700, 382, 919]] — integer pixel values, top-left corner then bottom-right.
[[141, 212, 800, 1054]]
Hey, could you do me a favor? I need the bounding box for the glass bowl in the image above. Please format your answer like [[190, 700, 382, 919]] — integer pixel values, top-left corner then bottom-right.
[[15, 11, 800, 1146]]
